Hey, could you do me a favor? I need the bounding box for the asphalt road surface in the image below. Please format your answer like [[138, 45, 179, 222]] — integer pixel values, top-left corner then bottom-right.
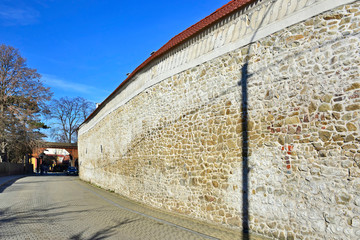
[[0, 175, 248, 240]]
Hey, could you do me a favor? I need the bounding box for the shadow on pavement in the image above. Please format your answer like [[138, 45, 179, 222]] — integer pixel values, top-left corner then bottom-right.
[[69, 218, 139, 240], [0, 202, 105, 239], [0, 197, 138, 240], [0, 176, 25, 193], [0, 202, 88, 226]]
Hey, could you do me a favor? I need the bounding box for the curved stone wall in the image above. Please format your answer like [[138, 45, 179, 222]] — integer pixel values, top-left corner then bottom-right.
[[78, 0, 360, 239]]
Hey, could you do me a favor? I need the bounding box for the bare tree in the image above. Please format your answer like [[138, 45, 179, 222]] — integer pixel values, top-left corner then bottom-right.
[[47, 97, 95, 143], [0, 44, 52, 162]]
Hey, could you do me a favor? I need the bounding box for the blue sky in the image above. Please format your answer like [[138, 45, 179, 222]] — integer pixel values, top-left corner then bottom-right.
[[0, 0, 230, 104]]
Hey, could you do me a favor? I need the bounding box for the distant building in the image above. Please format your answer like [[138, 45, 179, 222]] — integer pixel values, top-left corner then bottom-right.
[[31, 142, 78, 172]]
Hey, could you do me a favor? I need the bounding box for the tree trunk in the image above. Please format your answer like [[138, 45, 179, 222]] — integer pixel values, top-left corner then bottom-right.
[[0, 142, 7, 162], [0, 103, 5, 162]]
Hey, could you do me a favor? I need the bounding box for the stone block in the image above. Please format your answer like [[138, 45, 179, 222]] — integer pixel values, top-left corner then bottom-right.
[[285, 116, 300, 125], [346, 122, 357, 131], [335, 125, 347, 132], [278, 135, 285, 145], [332, 112, 341, 120], [332, 134, 344, 142], [344, 134, 355, 142], [308, 102, 317, 114], [345, 83, 360, 91], [204, 195, 215, 202], [342, 144, 357, 150], [333, 103, 343, 112], [312, 142, 323, 151], [321, 94, 333, 103], [318, 103, 331, 112], [319, 131, 332, 142], [335, 192, 351, 204], [342, 113, 352, 120], [346, 104, 360, 111]]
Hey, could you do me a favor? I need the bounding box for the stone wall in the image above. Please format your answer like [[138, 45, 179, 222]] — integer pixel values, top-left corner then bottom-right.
[[78, 0, 360, 239]]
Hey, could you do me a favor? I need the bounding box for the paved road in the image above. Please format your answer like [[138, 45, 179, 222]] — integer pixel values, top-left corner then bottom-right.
[[0, 175, 252, 240]]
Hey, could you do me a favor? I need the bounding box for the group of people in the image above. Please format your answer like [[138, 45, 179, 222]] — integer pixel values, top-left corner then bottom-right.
[[36, 156, 49, 175], [35, 154, 77, 174]]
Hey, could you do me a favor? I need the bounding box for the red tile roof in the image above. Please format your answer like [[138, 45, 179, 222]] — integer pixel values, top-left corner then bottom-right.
[[82, 0, 256, 125]]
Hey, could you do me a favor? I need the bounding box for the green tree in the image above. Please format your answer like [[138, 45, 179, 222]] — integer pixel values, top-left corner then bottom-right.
[[47, 97, 95, 143], [0, 44, 52, 162]]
